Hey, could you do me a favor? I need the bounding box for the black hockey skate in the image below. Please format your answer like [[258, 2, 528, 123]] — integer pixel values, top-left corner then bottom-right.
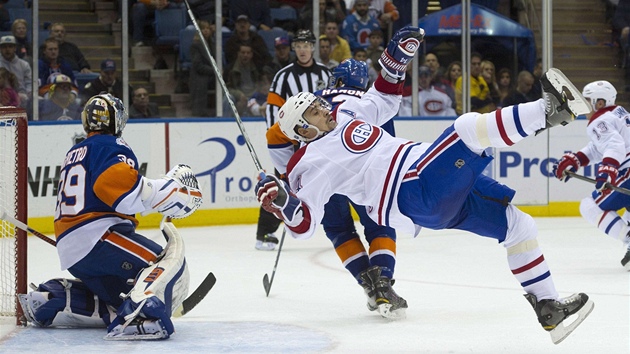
[[538, 68, 592, 133], [359, 265, 407, 319], [621, 247, 630, 271], [524, 293, 594, 344]]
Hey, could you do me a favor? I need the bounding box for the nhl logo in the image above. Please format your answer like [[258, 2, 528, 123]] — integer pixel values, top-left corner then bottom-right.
[[454, 159, 465, 168]]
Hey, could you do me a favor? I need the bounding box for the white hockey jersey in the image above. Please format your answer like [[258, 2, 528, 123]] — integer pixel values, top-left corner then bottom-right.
[[398, 85, 456, 117], [285, 78, 429, 239], [578, 105, 630, 169]]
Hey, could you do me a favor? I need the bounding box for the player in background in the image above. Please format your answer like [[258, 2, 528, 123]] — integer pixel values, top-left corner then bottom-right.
[[266, 58, 405, 318], [18, 93, 203, 340], [553, 80, 630, 270], [256, 25, 594, 343], [255, 29, 332, 251]]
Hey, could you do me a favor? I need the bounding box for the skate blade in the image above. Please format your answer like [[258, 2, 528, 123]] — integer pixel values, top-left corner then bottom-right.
[[104, 331, 169, 341], [549, 299, 594, 345], [546, 68, 592, 116], [377, 303, 407, 320]]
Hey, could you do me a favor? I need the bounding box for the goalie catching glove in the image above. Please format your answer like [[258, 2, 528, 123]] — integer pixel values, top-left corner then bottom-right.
[[141, 164, 203, 219], [255, 174, 311, 234], [379, 25, 425, 82]]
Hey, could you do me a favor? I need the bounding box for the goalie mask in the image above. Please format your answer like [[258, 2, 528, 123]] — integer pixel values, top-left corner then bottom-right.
[[278, 92, 331, 142], [81, 93, 128, 136]]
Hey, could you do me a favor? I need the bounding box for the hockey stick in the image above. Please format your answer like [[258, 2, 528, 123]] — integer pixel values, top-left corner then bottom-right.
[[183, 0, 264, 175], [565, 171, 630, 196], [262, 228, 287, 297], [0, 209, 56, 246], [0, 209, 214, 317], [173, 271, 216, 317]]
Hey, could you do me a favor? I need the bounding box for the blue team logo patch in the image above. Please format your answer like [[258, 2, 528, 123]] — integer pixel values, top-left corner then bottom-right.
[[342, 120, 382, 154]]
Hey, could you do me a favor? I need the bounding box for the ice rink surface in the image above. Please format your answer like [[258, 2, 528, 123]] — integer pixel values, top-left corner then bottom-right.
[[0, 217, 628, 353]]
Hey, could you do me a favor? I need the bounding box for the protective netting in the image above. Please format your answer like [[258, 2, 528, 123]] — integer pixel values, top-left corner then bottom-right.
[[0, 110, 27, 321]]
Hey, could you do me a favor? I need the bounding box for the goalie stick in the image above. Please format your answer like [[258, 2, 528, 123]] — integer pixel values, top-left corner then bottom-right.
[[0, 208, 214, 317], [564, 171, 630, 196]]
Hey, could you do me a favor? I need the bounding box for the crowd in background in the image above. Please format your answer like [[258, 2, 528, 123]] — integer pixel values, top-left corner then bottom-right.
[[0, 0, 623, 120]]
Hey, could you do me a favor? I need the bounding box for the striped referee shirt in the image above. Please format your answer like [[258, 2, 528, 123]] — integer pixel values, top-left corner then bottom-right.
[[265, 61, 331, 128]]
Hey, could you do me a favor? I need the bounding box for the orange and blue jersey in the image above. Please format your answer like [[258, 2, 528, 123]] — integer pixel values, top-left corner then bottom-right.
[[54, 133, 150, 270]]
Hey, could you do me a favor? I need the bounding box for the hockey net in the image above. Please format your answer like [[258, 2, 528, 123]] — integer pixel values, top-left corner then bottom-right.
[[0, 108, 27, 324]]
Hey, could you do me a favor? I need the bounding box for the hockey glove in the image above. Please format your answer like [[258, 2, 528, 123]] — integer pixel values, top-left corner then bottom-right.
[[379, 25, 425, 82], [255, 175, 308, 229], [553, 152, 582, 182], [595, 159, 619, 196]]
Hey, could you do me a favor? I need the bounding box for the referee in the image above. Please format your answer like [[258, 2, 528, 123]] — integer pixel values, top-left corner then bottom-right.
[[255, 29, 332, 250]]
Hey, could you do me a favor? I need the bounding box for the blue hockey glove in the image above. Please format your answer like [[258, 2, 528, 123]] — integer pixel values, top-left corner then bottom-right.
[[595, 161, 619, 196], [378, 25, 425, 81]]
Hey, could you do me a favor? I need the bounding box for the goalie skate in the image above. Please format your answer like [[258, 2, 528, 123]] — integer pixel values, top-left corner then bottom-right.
[[621, 247, 630, 271], [525, 293, 594, 344], [104, 319, 170, 341]]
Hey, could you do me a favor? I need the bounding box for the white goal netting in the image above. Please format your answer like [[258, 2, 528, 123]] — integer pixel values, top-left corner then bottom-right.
[[0, 110, 27, 322]]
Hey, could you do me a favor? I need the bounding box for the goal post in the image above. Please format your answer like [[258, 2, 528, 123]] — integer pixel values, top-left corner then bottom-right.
[[0, 108, 28, 325]]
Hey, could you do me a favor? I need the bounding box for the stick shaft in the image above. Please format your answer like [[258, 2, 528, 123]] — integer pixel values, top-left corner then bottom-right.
[[0, 210, 57, 246], [565, 171, 630, 196], [263, 228, 287, 296]]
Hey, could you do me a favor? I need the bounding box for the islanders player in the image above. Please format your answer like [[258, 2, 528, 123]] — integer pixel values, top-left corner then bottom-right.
[[19, 93, 203, 340]]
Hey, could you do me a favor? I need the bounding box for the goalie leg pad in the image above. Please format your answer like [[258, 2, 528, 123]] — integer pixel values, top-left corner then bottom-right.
[[18, 278, 111, 327], [108, 222, 189, 338]]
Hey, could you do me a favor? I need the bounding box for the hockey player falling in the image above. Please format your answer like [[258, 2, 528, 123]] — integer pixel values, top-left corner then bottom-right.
[[255, 25, 594, 344], [18, 93, 203, 340]]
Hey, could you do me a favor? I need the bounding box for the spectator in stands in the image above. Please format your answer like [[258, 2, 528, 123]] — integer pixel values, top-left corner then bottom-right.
[[444, 59, 462, 84], [496, 67, 513, 108], [131, 0, 185, 47], [321, 21, 351, 63], [225, 15, 272, 70], [424, 52, 456, 107], [529, 58, 543, 99], [318, 37, 339, 69], [247, 72, 272, 117], [481, 59, 500, 109], [347, 0, 398, 34], [38, 74, 82, 121], [229, 0, 273, 31], [47, 23, 91, 73], [129, 87, 160, 119], [0, 67, 20, 107], [0, 35, 31, 106], [81, 59, 132, 105], [614, 0, 630, 55], [0, 1, 9, 32], [342, 0, 380, 51], [38, 38, 78, 98], [455, 52, 492, 114], [189, 20, 215, 117], [500, 70, 537, 107], [352, 47, 367, 62], [301, 0, 348, 33], [188, 0, 227, 24], [365, 29, 383, 69], [225, 44, 260, 98], [265, 35, 295, 76], [11, 19, 31, 63], [399, 65, 456, 117]]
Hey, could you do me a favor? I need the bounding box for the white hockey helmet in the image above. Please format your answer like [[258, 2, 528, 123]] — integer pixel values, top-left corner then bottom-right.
[[582, 80, 617, 107], [278, 92, 330, 142]]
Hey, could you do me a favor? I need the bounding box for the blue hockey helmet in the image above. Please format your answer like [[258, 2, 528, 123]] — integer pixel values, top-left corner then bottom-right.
[[329, 59, 369, 90]]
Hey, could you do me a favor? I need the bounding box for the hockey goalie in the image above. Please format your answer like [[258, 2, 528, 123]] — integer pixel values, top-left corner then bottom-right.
[[18, 93, 203, 340]]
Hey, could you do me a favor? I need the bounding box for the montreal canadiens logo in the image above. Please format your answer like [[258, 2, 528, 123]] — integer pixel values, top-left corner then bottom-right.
[[342, 120, 382, 153]]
